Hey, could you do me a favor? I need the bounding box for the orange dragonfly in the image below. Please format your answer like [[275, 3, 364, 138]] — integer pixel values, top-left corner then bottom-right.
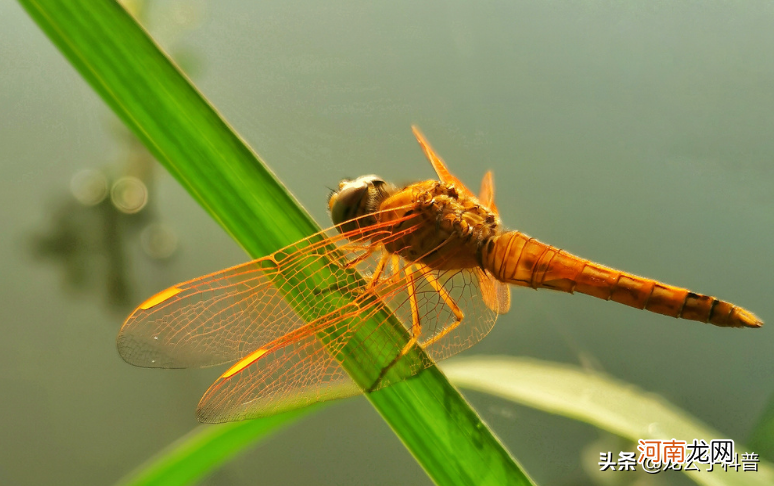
[[118, 127, 762, 423]]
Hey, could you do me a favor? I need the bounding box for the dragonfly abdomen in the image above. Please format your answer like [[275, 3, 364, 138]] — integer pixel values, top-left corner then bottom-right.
[[481, 231, 762, 328]]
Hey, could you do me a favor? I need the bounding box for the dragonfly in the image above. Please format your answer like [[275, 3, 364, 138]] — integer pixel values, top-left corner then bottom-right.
[[118, 127, 762, 423]]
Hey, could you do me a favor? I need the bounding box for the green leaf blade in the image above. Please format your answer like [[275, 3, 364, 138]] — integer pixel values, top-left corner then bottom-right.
[[445, 356, 774, 486], [116, 409, 313, 486]]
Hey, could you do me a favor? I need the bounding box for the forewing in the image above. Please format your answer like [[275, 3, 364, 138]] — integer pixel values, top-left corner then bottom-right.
[[411, 126, 478, 200], [118, 257, 304, 368], [117, 211, 418, 369], [478, 170, 500, 215]]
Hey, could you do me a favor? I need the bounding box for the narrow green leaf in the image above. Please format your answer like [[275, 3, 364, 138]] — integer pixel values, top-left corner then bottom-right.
[[444, 356, 774, 486], [116, 408, 312, 486], [19, 1, 533, 484]]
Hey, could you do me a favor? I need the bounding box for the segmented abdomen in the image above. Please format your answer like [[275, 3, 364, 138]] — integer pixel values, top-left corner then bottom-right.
[[480, 231, 762, 328]]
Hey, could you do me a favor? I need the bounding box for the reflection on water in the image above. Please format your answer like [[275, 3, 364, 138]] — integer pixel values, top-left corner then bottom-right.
[[29, 165, 175, 312], [27, 0, 205, 316], [111, 176, 149, 214], [70, 169, 108, 206]]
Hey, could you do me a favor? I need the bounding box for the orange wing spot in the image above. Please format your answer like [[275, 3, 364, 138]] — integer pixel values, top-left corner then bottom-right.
[[139, 286, 183, 310], [221, 348, 268, 379]]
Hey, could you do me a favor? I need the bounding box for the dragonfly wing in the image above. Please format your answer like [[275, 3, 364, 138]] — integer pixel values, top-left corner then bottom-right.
[[118, 208, 422, 370], [474, 267, 511, 315], [117, 257, 306, 369], [402, 266, 500, 364], [195, 252, 500, 420], [364, 258, 500, 369], [478, 170, 500, 215], [411, 126, 478, 200], [197, 331, 362, 422], [494, 280, 511, 314], [117, 222, 392, 369], [196, 271, 420, 422]]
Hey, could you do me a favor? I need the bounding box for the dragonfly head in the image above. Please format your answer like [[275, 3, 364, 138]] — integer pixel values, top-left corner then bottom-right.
[[328, 175, 392, 233]]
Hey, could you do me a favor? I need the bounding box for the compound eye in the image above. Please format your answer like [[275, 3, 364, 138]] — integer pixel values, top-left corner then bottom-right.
[[328, 179, 369, 227]]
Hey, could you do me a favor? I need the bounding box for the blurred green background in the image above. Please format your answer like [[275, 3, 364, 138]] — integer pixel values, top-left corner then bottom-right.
[[1, 1, 772, 485]]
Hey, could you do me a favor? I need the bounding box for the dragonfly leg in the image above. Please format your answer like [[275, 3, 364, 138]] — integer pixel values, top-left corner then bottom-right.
[[365, 250, 390, 291], [418, 266, 464, 347], [313, 247, 387, 297], [367, 264, 423, 392], [340, 244, 375, 270], [398, 264, 422, 357]]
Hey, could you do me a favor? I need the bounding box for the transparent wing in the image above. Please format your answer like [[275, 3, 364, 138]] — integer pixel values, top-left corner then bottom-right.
[[493, 280, 511, 314], [400, 265, 500, 363], [197, 294, 400, 422], [412, 126, 477, 200], [196, 249, 501, 422], [117, 207, 420, 369], [475, 268, 511, 315], [197, 331, 362, 423], [478, 169, 500, 216]]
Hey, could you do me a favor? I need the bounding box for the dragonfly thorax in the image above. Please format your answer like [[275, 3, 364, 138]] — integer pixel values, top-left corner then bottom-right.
[[377, 180, 502, 271]]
